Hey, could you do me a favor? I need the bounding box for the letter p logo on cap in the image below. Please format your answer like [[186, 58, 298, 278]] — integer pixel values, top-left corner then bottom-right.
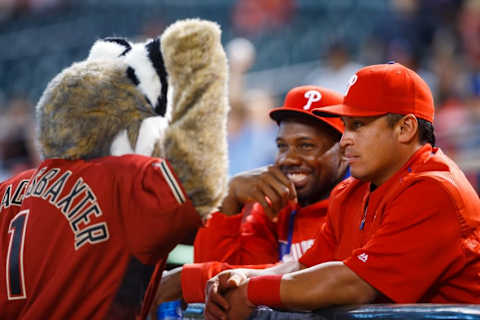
[[303, 90, 322, 110]]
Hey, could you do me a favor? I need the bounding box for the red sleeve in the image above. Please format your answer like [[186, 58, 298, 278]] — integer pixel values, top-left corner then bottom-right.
[[343, 180, 465, 302], [182, 261, 275, 303], [120, 158, 201, 264], [194, 203, 279, 265], [298, 212, 336, 267], [182, 262, 231, 303]]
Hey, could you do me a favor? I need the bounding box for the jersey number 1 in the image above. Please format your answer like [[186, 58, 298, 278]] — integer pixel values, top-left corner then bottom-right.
[[6, 209, 29, 300]]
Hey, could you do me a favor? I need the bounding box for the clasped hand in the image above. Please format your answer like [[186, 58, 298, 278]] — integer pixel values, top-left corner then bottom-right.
[[204, 270, 256, 320]]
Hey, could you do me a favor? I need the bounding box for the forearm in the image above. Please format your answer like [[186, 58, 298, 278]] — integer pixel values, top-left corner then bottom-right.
[[181, 261, 280, 303], [202, 262, 302, 319], [279, 261, 377, 310], [224, 260, 300, 279], [258, 260, 302, 276]]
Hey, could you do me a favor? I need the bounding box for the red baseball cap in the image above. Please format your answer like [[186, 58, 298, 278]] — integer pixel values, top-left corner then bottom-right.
[[313, 62, 435, 122], [269, 85, 344, 134]]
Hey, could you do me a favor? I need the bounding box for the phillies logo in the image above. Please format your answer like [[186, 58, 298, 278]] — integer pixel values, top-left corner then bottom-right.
[[357, 252, 368, 263], [345, 74, 358, 95], [303, 90, 322, 110]]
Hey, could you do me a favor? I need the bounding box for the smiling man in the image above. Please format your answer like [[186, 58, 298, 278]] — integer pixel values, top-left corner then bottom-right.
[[203, 63, 480, 320], [193, 85, 347, 266], [148, 86, 348, 314]]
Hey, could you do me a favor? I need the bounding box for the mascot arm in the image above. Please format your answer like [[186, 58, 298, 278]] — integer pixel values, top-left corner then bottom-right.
[[153, 19, 229, 218], [121, 158, 202, 264]]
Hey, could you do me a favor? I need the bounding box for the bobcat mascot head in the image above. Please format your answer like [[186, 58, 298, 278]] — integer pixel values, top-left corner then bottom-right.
[[35, 19, 229, 217]]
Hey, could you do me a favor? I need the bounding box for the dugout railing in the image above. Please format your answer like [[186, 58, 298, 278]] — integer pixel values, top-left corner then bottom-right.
[[183, 303, 480, 320]]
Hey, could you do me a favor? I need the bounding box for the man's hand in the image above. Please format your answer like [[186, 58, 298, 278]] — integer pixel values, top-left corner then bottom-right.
[[149, 266, 184, 317], [221, 165, 297, 220], [204, 269, 251, 320], [224, 282, 255, 320]]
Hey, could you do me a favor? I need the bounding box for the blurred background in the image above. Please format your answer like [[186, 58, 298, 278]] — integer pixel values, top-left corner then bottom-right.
[[0, 0, 478, 193]]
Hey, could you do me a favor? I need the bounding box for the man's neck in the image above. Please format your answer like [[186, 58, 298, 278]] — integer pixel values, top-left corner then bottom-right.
[[371, 143, 423, 186]]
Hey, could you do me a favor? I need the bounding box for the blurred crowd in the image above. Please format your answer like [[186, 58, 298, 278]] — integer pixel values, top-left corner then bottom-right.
[[0, 0, 478, 192], [227, 0, 480, 193], [0, 95, 40, 181]]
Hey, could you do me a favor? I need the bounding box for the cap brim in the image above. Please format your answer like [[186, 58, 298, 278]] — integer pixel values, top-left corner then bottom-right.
[[269, 107, 344, 134], [312, 103, 387, 118]]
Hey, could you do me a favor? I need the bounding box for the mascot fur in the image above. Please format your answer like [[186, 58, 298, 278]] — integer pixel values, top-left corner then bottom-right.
[[32, 19, 229, 318], [37, 19, 229, 217]]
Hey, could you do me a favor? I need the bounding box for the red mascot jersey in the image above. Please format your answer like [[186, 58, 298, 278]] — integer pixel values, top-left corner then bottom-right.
[[0, 154, 200, 319]]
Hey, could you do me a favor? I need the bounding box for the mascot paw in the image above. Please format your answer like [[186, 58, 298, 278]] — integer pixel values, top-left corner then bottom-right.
[[158, 19, 229, 218]]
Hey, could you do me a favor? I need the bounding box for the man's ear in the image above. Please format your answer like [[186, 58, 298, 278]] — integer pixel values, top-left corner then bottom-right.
[[396, 113, 419, 144]]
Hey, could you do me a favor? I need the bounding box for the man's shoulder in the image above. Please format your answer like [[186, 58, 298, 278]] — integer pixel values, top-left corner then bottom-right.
[[405, 170, 479, 213], [407, 148, 479, 207]]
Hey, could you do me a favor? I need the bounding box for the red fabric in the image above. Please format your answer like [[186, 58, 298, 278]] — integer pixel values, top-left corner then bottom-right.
[[138, 258, 166, 320], [194, 200, 328, 265], [314, 63, 435, 122], [269, 85, 344, 134], [300, 145, 480, 303], [0, 155, 201, 320], [248, 275, 283, 308], [184, 199, 328, 303], [182, 262, 274, 303]]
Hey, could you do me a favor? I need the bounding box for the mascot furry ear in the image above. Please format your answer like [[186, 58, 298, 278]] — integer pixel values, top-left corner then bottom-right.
[[36, 19, 229, 217]]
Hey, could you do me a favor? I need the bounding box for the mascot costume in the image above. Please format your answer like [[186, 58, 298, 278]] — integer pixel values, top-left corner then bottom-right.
[[0, 19, 229, 319]]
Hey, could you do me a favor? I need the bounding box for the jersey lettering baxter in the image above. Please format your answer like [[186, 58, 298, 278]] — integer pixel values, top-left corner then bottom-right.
[[1, 166, 108, 250]]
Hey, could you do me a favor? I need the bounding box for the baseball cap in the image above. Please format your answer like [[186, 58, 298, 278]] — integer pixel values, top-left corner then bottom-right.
[[269, 85, 344, 134], [313, 62, 435, 122]]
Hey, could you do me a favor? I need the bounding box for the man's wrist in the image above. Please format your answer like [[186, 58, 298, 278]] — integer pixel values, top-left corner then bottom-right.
[[247, 275, 283, 308]]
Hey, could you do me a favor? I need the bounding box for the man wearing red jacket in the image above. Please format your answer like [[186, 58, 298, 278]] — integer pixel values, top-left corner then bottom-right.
[[204, 63, 480, 320], [150, 85, 348, 310], [194, 85, 347, 266]]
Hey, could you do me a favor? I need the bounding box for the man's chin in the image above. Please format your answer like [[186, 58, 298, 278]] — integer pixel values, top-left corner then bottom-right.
[[350, 169, 370, 182]]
